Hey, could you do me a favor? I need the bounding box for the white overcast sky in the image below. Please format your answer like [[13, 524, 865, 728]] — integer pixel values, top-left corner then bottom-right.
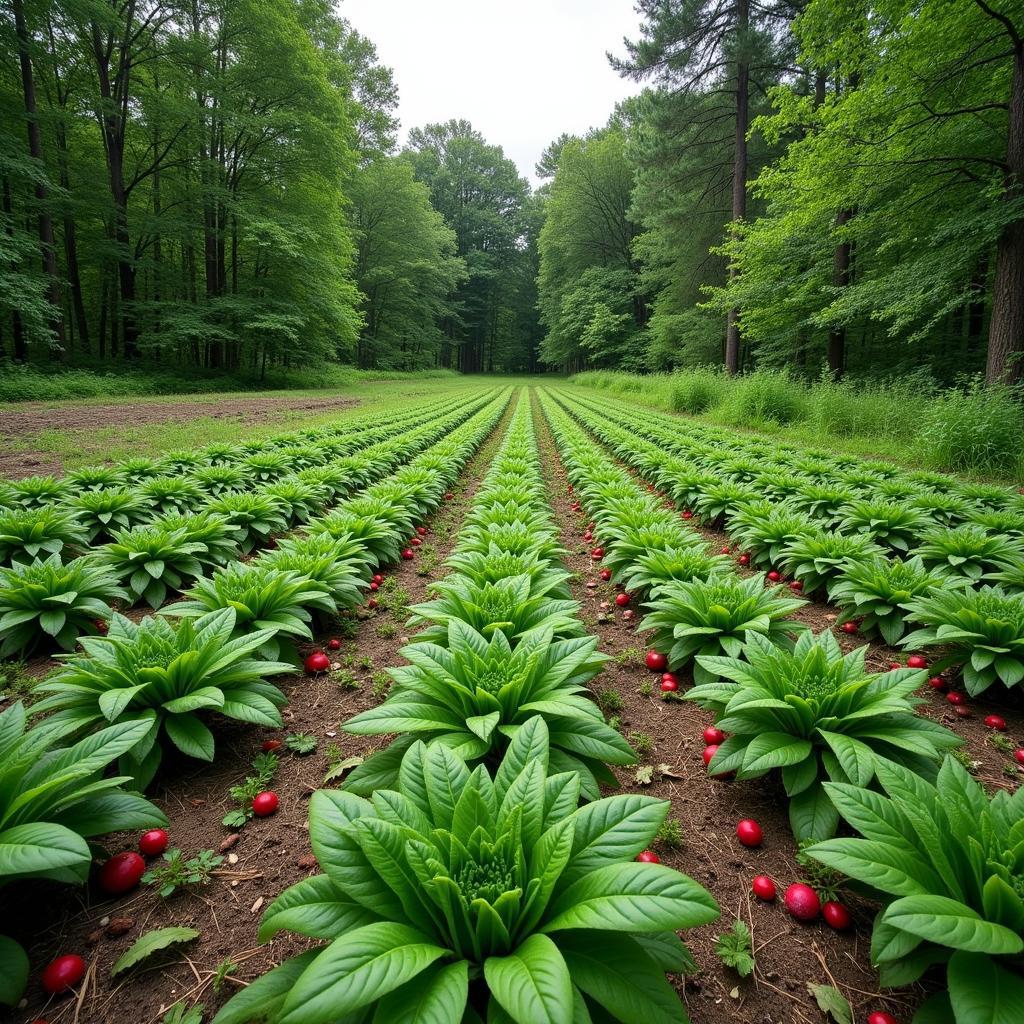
[[338, 0, 644, 187]]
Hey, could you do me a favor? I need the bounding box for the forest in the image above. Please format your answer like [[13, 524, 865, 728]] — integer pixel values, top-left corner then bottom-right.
[[0, 0, 1022, 383]]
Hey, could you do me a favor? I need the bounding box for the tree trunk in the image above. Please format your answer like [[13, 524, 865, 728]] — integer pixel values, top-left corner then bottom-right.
[[91, 17, 138, 358], [725, 0, 749, 376], [55, 124, 90, 352], [14, 0, 65, 355], [986, 41, 1024, 384], [2, 177, 27, 361], [828, 207, 855, 376]]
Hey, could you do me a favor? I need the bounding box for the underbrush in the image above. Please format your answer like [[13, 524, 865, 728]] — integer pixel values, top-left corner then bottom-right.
[[572, 368, 1023, 479], [0, 362, 459, 403]]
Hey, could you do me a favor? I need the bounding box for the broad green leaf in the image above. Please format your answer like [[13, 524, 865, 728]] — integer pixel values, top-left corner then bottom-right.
[[0, 935, 28, 1006], [886, 896, 1024, 955], [373, 961, 469, 1024], [484, 934, 573, 1024], [948, 951, 1024, 1024]]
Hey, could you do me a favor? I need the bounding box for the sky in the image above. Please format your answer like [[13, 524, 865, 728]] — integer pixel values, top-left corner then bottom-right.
[[339, 0, 644, 186]]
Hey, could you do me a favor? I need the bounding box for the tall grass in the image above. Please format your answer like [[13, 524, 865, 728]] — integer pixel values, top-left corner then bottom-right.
[[571, 368, 1023, 480], [0, 363, 460, 404]]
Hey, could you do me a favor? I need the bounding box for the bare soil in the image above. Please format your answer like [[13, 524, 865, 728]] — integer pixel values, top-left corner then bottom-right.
[[0, 396, 360, 478], [531, 395, 1024, 1024], [6, 405, 512, 1024]]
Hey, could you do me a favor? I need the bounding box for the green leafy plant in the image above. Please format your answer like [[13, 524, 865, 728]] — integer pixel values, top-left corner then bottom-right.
[[0, 554, 126, 654], [286, 732, 318, 755], [917, 524, 1024, 582], [807, 757, 1024, 1023], [144, 848, 224, 898], [0, 703, 165, 1001], [65, 487, 151, 543], [223, 752, 279, 828], [836, 498, 930, 553], [0, 505, 88, 567], [139, 475, 206, 516], [729, 501, 815, 568], [714, 920, 754, 977], [781, 530, 885, 596], [689, 631, 960, 839], [408, 572, 584, 645], [343, 621, 633, 800], [260, 532, 370, 607], [207, 492, 288, 554], [830, 555, 958, 645], [156, 511, 241, 567], [640, 575, 808, 684], [212, 717, 718, 1024], [170, 563, 334, 661], [623, 545, 733, 596], [32, 608, 290, 788], [96, 523, 208, 608], [902, 586, 1024, 694]]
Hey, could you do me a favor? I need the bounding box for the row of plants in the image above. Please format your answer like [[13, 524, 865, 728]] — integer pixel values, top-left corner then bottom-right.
[[552, 388, 1024, 700], [208, 392, 722, 1024], [0, 390, 511, 1005], [0, 391, 499, 660], [546, 388, 1023, 1023]]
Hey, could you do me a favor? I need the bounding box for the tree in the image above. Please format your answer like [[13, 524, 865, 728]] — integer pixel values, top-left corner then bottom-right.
[[614, 0, 799, 373], [349, 157, 464, 369], [404, 120, 535, 372]]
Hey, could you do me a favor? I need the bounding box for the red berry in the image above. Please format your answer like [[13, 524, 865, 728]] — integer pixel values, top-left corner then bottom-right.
[[789, 580, 804, 593], [138, 829, 168, 857], [737, 553, 750, 566], [889, 662, 903, 670], [98, 851, 146, 895], [955, 705, 971, 718], [94, 618, 109, 634], [751, 875, 776, 901], [622, 609, 635, 621], [784, 883, 821, 921], [662, 672, 679, 686], [867, 1014, 900, 1024], [410, 537, 422, 547], [615, 593, 630, 607], [327, 638, 342, 651], [645, 650, 667, 671], [766, 570, 781, 582], [736, 819, 763, 847], [636, 849, 660, 864], [946, 691, 965, 705], [681, 510, 694, 520], [927, 676, 946, 690], [702, 744, 719, 766], [599, 568, 611, 581], [262, 739, 283, 752], [401, 548, 414, 560], [591, 547, 604, 560], [367, 598, 378, 609], [304, 651, 330, 674], [720, 545, 731, 555], [703, 726, 726, 745], [373, 574, 383, 584], [41, 954, 86, 995], [1013, 749, 1024, 766], [840, 621, 858, 634], [252, 791, 279, 817], [369, 581, 379, 591], [444, 492, 454, 500], [906, 654, 928, 669], [822, 901, 852, 930], [660, 677, 678, 693], [985, 714, 1007, 731], [583, 531, 593, 541], [416, 526, 427, 536]]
